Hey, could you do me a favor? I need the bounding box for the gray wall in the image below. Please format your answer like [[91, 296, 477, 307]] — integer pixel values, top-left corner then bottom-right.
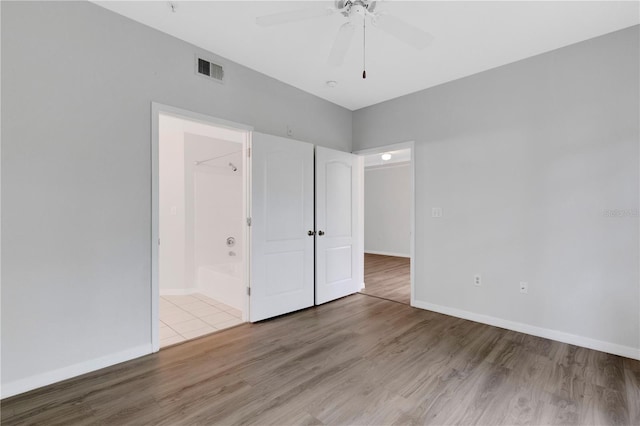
[[365, 164, 410, 257], [354, 26, 640, 354], [1, 0, 351, 395]]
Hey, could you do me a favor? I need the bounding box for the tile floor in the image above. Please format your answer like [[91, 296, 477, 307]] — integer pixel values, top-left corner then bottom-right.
[[159, 293, 243, 348]]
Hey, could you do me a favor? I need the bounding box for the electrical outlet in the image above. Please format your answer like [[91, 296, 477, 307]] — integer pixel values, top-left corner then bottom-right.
[[286, 125, 293, 137], [432, 207, 443, 218], [474, 274, 481, 286], [520, 281, 528, 294]]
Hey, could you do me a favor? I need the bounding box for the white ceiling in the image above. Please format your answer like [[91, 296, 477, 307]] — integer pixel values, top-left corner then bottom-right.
[[94, 1, 639, 111], [364, 148, 411, 167]]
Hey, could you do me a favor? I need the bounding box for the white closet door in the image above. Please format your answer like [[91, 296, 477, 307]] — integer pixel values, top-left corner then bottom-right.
[[315, 146, 362, 305], [250, 133, 315, 322]]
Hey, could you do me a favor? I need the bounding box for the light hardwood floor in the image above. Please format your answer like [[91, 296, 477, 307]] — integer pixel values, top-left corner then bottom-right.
[[361, 253, 411, 304], [2, 294, 639, 425]]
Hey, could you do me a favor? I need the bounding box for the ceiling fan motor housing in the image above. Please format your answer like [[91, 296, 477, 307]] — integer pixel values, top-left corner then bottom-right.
[[336, 0, 377, 18]]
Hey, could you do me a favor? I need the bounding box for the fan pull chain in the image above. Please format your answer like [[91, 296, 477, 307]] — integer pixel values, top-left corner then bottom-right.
[[362, 17, 367, 79]]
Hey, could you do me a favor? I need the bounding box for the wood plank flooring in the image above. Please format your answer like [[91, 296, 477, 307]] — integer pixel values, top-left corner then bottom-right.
[[2, 294, 639, 425], [361, 253, 411, 304]]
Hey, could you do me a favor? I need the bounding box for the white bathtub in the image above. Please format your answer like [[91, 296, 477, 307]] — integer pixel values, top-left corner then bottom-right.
[[197, 262, 244, 311]]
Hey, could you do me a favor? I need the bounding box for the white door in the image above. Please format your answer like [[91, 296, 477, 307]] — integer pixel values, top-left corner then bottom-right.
[[315, 146, 362, 304], [250, 133, 315, 322]]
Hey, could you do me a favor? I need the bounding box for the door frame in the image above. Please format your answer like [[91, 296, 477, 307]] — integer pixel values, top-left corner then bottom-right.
[[151, 102, 253, 352], [353, 141, 416, 306]]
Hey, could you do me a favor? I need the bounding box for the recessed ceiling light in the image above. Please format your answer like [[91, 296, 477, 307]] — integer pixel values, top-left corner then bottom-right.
[[381, 153, 392, 161], [326, 80, 338, 88]]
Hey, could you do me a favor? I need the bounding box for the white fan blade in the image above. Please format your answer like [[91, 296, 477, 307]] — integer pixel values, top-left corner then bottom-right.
[[328, 22, 356, 66], [256, 7, 333, 26], [373, 14, 433, 50]]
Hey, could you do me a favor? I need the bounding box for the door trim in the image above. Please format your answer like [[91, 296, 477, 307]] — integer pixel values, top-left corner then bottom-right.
[[353, 141, 416, 307], [151, 102, 253, 352]]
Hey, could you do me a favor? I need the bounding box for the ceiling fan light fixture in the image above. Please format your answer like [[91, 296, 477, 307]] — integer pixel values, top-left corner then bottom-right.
[[256, 0, 433, 76]]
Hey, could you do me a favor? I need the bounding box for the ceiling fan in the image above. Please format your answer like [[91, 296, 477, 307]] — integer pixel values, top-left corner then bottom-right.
[[256, 0, 433, 78]]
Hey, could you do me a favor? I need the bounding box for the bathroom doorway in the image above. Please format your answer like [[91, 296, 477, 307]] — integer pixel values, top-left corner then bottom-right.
[[153, 106, 250, 349]]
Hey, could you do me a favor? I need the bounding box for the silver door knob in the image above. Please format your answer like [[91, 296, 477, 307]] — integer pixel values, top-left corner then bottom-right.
[[307, 230, 315, 236], [318, 230, 325, 236]]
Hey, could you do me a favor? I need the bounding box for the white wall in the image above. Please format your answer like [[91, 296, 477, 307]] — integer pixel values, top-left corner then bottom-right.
[[0, 0, 352, 398], [364, 163, 410, 257], [353, 26, 640, 359]]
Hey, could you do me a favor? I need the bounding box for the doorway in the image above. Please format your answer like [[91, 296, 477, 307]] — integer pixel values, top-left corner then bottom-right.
[[355, 143, 414, 305], [152, 104, 251, 350]]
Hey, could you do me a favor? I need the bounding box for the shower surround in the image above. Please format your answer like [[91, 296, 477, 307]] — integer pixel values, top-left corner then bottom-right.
[[159, 114, 245, 313]]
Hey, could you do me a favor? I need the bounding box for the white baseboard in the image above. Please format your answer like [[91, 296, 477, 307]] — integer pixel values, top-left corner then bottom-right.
[[412, 300, 640, 361], [364, 250, 410, 258], [1, 344, 152, 399]]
